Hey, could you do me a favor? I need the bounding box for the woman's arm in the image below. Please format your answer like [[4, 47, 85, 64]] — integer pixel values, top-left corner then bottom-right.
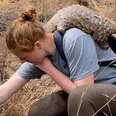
[[48, 65, 94, 93], [0, 72, 28, 105], [36, 58, 94, 94], [36, 58, 76, 94], [47, 64, 77, 94]]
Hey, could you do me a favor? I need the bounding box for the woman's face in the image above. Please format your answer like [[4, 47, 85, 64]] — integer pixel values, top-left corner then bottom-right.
[[13, 42, 48, 65]]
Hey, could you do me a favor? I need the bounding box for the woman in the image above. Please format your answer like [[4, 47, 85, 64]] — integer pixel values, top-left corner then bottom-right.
[[3, 7, 116, 116]]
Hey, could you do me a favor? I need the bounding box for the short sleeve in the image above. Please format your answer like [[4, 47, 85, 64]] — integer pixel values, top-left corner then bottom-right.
[[16, 62, 45, 80], [63, 29, 99, 81]]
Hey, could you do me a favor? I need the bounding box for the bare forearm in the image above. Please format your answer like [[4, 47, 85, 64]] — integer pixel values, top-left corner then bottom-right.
[[36, 58, 76, 93], [0, 86, 12, 105], [47, 66, 76, 94], [0, 73, 28, 105]]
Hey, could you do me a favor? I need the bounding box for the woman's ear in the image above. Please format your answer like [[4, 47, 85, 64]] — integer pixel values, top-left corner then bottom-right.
[[34, 41, 42, 49]]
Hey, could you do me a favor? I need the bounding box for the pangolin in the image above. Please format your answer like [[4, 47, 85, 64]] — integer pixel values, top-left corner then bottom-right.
[[44, 4, 116, 49]]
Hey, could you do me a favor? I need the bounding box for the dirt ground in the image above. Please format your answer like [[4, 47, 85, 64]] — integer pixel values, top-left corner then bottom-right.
[[0, 0, 116, 116]]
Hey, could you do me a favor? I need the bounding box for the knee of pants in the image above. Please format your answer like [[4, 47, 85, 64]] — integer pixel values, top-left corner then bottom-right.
[[68, 85, 91, 116], [68, 84, 105, 108], [68, 84, 109, 105], [28, 90, 68, 116], [68, 84, 116, 116], [68, 85, 89, 108]]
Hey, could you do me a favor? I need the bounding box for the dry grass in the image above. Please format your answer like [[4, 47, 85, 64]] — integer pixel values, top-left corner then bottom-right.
[[0, 0, 11, 10], [0, 0, 116, 116], [92, 0, 116, 20]]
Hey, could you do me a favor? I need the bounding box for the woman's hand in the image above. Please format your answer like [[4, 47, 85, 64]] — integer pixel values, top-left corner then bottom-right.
[[36, 57, 54, 74]]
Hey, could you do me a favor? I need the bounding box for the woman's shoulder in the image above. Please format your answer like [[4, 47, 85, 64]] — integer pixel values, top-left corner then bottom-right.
[[64, 28, 87, 38], [63, 28, 91, 46]]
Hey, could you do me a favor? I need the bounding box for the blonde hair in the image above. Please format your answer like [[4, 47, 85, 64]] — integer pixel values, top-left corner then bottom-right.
[[5, 7, 45, 52]]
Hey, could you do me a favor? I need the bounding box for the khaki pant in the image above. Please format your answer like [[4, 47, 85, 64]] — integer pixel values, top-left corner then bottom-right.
[[28, 84, 116, 116]]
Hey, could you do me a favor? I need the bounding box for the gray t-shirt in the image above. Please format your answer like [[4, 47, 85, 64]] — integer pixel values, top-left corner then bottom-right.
[[16, 28, 116, 84]]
